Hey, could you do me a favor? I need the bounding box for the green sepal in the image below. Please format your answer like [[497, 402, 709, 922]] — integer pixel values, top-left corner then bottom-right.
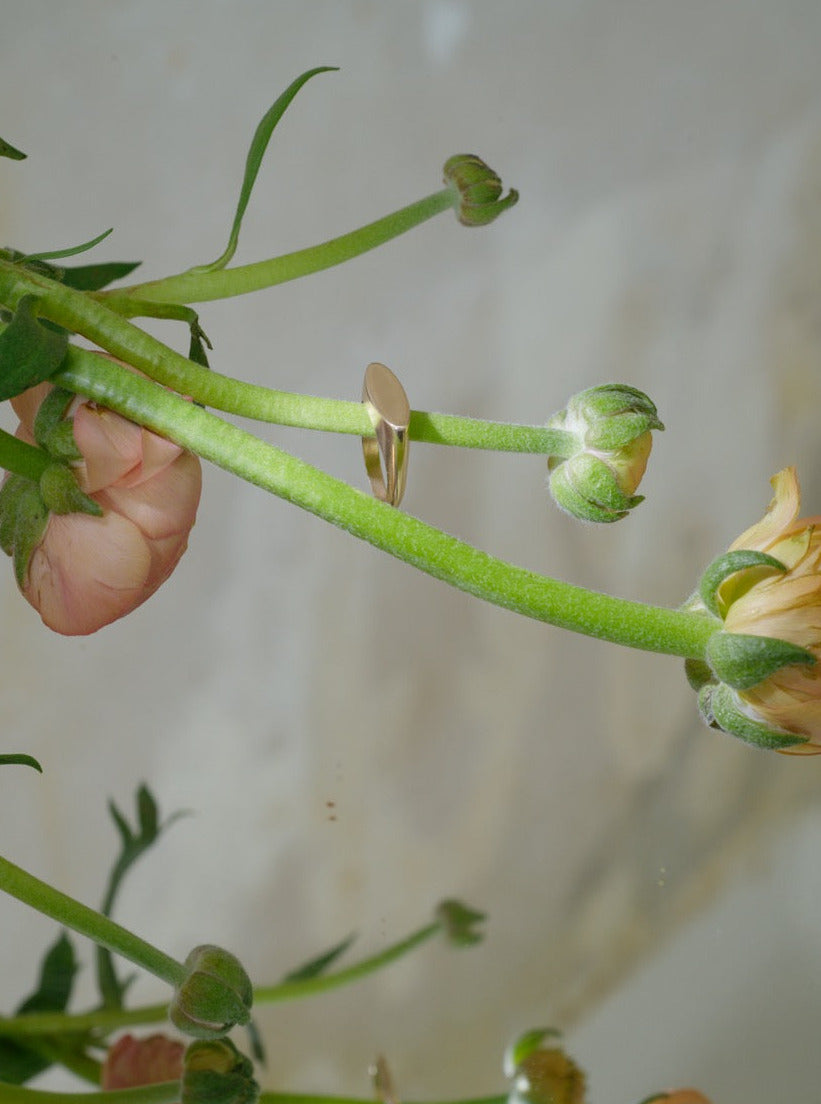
[[59, 260, 141, 291], [705, 631, 815, 690], [698, 549, 787, 618], [33, 387, 79, 458], [549, 454, 639, 523], [0, 474, 49, 586], [182, 1039, 259, 1104], [503, 1028, 562, 1078], [0, 932, 78, 1083], [585, 410, 660, 450], [191, 66, 338, 274], [436, 898, 486, 947], [0, 137, 26, 160], [39, 464, 102, 517], [0, 753, 42, 772], [699, 683, 809, 750], [571, 384, 662, 426], [684, 657, 714, 692], [0, 296, 68, 402]]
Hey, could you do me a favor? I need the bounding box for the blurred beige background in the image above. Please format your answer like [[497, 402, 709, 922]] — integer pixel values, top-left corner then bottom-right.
[[2, 4, 821, 1102]]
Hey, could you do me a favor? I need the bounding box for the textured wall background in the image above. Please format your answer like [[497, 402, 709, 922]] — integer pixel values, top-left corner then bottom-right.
[[2, 4, 821, 1102]]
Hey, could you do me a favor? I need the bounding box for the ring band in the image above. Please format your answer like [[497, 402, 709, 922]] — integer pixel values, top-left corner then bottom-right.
[[361, 362, 410, 507]]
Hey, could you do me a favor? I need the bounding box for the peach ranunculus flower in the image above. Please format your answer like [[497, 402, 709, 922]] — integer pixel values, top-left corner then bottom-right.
[[101, 1033, 185, 1090], [5, 380, 201, 635], [708, 466, 821, 753]]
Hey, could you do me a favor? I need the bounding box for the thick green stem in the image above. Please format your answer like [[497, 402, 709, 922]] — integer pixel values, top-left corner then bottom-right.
[[54, 349, 716, 659], [0, 854, 185, 989], [97, 190, 456, 307], [0, 1083, 180, 1104]]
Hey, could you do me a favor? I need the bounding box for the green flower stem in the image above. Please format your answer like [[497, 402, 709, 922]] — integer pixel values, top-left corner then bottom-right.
[[55, 348, 716, 660], [255, 922, 439, 1004], [0, 427, 51, 480], [96, 189, 457, 308], [0, 270, 570, 456], [0, 853, 185, 990], [0, 918, 443, 1039], [0, 1083, 180, 1104], [260, 1095, 505, 1104]]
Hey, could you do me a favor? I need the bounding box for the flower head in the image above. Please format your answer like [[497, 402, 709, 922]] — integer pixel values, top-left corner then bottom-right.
[[696, 467, 821, 753], [101, 1033, 184, 1090], [3, 378, 201, 635]]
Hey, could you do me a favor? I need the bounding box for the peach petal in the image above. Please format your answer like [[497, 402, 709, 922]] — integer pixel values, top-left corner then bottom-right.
[[25, 512, 152, 635], [100, 451, 202, 541], [730, 467, 801, 552]]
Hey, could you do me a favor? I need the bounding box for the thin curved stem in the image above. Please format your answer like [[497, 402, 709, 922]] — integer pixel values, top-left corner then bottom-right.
[[54, 349, 717, 660], [97, 190, 456, 307]]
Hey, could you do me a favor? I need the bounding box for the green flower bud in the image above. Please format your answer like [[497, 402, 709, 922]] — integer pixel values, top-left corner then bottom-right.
[[181, 1038, 259, 1104], [443, 154, 519, 226], [169, 945, 253, 1039], [504, 1029, 587, 1104], [546, 384, 663, 523], [435, 898, 486, 947]]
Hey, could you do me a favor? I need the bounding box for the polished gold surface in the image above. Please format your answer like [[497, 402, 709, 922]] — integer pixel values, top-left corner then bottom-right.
[[361, 361, 410, 507]]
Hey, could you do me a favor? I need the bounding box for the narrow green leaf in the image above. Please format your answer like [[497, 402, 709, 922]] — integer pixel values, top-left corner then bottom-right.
[[96, 784, 188, 1009], [0, 933, 79, 1084], [281, 932, 356, 983], [21, 228, 113, 263], [191, 66, 337, 273], [0, 296, 68, 402], [0, 754, 42, 772], [0, 137, 26, 160], [59, 260, 141, 291]]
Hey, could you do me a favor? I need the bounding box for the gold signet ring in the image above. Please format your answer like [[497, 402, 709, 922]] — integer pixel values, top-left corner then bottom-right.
[[361, 362, 410, 507]]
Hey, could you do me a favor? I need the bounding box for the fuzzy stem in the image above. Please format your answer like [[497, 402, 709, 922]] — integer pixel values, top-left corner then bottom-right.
[[0, 266, 569, 454], [96, 190, 457, 308], [0, 854, 185, 989], [53, 348, 716, 659], [0, 1084, 180, 1104]]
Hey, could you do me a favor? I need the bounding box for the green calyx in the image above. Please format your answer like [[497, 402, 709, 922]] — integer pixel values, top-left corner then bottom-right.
[[443, 154, 519, 226], [698, 682, 809, 751], [545, 384, 662, 523], [698, 549, 787, 619], [705, 630, 815, 691], [181, 1039, 259, 1104], [169, 945, 253, 1039]]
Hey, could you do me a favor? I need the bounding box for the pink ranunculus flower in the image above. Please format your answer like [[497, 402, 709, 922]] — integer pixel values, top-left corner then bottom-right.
[[101, 1033, 185, 1090], [9, 379, 201, 635]]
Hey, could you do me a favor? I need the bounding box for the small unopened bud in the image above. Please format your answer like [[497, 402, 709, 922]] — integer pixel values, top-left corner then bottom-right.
[[443, 154, 519, 226], [169, 945, 253, 1039], [504, 1029, 586, 1104], [436, 898, 486, 947], [546, 384, 663, 523], [181, 1038, 259, 1104]]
